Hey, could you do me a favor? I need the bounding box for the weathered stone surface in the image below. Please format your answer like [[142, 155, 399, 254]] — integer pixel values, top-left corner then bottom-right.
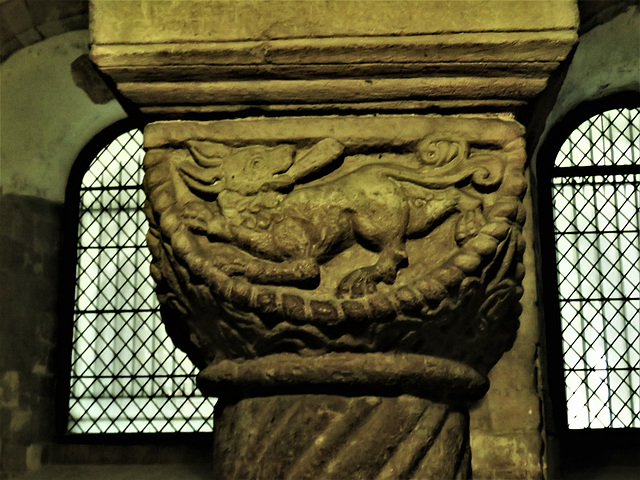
[[91, 1, 578, 43], [213, 394, 470, 480], [198, 353, 489, 400], [470, 431, 544, 480], [119, 77, 550, 114], [143, 115, 527, 376], [89, 0, 578, 113], [142, 114, 529, 478]]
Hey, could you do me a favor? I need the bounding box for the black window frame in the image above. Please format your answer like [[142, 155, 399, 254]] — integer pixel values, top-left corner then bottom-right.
[[55, 119, 214, 446], [536, 91, 640, 472]]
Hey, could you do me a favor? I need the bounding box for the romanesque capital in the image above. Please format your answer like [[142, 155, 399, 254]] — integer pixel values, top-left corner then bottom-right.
[[143, 115, 527, 380]]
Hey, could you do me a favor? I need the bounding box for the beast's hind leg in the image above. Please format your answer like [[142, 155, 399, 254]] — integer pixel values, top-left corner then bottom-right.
[[186, 209, 321, 286], [336, 240, 407, 298], [240, 216, 323, 286], [204, 219, 321, 286], [336, 197, 410, 298]]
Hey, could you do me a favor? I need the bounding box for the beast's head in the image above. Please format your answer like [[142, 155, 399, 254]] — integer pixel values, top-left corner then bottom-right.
[[180, 141, 296, 196]]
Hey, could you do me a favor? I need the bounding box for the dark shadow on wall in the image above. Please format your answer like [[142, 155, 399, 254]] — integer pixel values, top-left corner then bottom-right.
[[0, 193, 64, 478]]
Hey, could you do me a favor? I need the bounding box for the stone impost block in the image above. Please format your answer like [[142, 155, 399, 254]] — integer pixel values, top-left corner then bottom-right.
[[89, 0, 578, 114]]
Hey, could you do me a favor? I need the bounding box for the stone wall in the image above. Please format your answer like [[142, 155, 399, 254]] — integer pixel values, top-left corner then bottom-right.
[[0, 194, 62, 478], [0, 30, 125, 479]]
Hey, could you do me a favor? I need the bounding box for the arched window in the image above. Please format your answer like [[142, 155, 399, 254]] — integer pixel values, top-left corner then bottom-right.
[[541, 98, 639, 432], [62, 122, 215, 434]]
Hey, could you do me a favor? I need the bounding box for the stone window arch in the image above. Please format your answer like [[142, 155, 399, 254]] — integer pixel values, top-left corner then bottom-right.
[[539, 94, 639, 433], [61, 120, 215, 435]]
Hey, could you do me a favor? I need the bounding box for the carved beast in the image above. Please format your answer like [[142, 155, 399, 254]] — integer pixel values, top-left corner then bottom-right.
[[174, 138, 501, 298], [143, 126, 526, 370]]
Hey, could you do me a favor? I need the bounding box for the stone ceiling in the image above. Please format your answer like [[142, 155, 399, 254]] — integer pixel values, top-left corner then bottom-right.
[[0, 0, 87, 62]]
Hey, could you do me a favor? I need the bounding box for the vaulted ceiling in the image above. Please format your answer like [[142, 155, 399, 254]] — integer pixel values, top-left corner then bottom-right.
[[0, 0, 86, 62]]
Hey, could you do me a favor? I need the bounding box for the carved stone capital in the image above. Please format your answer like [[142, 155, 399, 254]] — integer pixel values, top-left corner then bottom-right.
[[142, 114, 528, 478], [144, 115, 526, 394]]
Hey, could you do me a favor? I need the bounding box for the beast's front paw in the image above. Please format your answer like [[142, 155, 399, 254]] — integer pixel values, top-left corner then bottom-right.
[[336, 267, 378, 299]]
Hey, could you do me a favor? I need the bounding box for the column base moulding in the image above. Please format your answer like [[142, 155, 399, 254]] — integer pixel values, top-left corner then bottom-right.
[[198, 352, 489, 400]]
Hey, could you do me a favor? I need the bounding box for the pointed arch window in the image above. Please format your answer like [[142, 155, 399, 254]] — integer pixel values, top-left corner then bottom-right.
[[546, 104, 639, 430], [65, 123, 215, 434]]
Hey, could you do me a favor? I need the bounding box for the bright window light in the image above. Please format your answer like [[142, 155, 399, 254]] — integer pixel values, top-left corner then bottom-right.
[[68, 128, 215, 434], [552, 107, 639, 429]]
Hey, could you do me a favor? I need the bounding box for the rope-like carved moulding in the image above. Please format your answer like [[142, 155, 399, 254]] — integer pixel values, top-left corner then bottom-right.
[[143, 115, 527, 479]]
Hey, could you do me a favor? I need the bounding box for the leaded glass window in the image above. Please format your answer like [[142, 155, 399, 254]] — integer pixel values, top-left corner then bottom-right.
[[68, 127, 215, 434], [551, 107, 639, 429]]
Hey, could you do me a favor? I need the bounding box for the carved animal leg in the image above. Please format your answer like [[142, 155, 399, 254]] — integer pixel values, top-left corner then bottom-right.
[[225, 216, 313, 260], [181, 201, 234, 240], [228, 218, 321, 285], [336, 240, 407, 299], [181, 203, 321, 285], [190, 243, 319, 286], [337, 197, 410, 298]]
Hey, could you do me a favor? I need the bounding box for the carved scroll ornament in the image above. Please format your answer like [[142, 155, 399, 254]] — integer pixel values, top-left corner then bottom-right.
[[143, 116, 527, 401]]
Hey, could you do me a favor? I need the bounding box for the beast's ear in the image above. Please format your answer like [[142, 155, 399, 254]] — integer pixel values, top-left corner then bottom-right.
[[183, 141, 231, 167]]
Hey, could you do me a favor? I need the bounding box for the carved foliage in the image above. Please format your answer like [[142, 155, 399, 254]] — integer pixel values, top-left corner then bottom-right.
[[143, 118, 527, 374]]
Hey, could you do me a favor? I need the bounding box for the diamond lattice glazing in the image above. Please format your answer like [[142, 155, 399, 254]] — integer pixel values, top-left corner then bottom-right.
[[68, 129, 215, 434], [552, 107, 639, 429]]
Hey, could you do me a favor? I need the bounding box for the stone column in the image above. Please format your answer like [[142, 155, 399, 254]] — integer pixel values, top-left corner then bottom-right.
[[90, 1, 578, 478]]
